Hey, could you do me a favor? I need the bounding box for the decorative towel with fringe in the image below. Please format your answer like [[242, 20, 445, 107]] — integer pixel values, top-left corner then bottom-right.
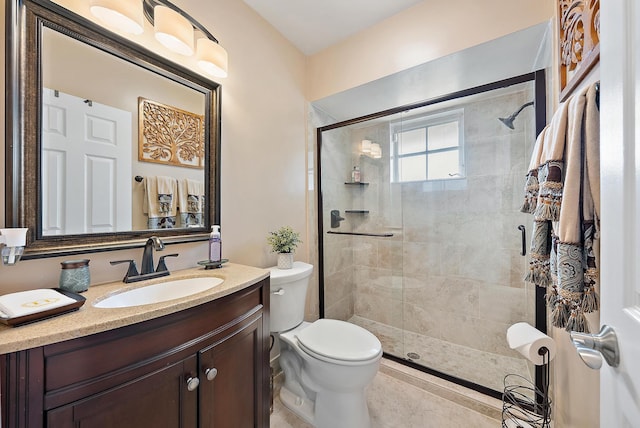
[[177, 179, 205, 227], [521, 82, 600, 333], [143, 176, 178, 229]]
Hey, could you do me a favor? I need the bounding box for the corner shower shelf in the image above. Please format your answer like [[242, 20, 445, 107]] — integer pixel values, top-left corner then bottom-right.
[[344, 210, 369, 214], [344, 182, 369, 186]]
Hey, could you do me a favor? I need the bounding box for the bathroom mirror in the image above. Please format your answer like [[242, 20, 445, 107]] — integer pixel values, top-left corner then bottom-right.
[[5, 0, 221, 258]]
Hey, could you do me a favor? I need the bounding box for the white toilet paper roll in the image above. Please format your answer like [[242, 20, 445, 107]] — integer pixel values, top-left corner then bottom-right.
[[506, 322, 556, 365]]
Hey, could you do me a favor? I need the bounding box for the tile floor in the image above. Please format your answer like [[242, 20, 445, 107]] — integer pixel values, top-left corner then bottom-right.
[[270, 358, 503, 428], [350, 316, 533, 393]]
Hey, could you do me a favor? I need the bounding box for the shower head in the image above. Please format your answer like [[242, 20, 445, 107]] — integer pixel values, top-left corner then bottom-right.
[[498, 101, 534, 130]]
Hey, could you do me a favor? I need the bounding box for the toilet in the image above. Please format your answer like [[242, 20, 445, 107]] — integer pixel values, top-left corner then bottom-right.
[[270, 262, 382, 428]]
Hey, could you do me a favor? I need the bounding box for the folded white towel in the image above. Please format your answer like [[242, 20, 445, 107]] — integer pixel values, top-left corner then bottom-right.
[[156, 176, 175, 197], [177, 179, 205, 227], [143, 176, 177, 217], [187, 180, 204, 201], [178, 179, 204, 213], [0, 289, 76, 318]]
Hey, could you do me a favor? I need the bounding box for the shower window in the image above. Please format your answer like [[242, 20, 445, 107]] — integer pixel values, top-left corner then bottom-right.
[[390, 109, 464, 182]]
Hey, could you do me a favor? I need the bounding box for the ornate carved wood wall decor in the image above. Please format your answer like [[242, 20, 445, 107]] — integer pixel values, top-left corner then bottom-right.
[[139, 98, 205, 168], [559, 0, 600, 101]]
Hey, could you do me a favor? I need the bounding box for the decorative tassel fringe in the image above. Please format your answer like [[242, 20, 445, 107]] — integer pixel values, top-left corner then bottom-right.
[[545, 286, 558, 308], [565, 307, 589, 333], [534, 196, 562, 222], [520, 174, 539, 214], [551, 299, 570, 329], [525, 258, 551, 287], [581, 284, 599, 313]]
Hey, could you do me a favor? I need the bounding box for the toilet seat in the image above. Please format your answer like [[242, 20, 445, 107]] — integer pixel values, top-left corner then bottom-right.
[[294, 319, 382, 364]]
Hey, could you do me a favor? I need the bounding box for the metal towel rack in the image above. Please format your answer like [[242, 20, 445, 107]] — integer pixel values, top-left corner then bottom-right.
[[327, 231, 393, 238]]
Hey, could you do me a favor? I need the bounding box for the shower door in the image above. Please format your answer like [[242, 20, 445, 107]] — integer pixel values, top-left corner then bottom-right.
[[317, 72, 546, 396], [319, 121, 406, 358]]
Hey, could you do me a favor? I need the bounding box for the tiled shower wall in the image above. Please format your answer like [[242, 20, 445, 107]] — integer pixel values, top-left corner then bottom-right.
[[321, 83, 538, 392]]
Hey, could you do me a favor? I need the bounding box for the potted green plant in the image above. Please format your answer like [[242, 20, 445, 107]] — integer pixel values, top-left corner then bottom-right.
[[267, 226, 302, 269]]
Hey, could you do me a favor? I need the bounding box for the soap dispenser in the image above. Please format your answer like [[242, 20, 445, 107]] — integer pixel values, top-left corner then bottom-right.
[[209, 225, 222, 262]]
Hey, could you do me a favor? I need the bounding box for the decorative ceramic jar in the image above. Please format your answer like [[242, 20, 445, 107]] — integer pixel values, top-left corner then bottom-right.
[[59, 259, 91, 293], [277, 253, 294, 269]]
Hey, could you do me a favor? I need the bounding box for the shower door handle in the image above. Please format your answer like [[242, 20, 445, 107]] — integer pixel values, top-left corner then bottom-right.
[[517, 225, 526, 256]]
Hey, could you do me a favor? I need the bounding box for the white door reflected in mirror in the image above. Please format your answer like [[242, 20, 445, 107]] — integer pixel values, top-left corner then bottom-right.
[[42, 88, 132, 235]]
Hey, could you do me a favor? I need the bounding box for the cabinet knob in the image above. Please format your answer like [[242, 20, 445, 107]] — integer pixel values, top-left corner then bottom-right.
[[186, 376, 200, 391], [205, 367, 218, 381]]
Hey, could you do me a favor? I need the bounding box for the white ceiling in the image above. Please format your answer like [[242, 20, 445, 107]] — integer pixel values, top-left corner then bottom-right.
[[242, 0, 424, 55]]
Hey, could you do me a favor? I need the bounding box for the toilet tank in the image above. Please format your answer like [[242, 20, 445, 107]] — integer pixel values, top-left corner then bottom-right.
[[269, 262, 313, 333]]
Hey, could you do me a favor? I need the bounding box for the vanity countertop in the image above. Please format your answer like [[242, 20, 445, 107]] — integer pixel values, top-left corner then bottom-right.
[[0, 263, 269, 354]]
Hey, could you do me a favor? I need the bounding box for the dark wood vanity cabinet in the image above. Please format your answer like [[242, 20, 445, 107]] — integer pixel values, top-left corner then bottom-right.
[[1, 278, 270, 428]]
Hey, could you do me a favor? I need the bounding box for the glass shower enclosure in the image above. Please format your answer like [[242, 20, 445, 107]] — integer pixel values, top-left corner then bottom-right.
[[317, 71, 546, 396]]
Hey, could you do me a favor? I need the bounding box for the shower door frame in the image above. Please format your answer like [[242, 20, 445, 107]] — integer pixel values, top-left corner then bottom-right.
[[316, 70, 547, 399]]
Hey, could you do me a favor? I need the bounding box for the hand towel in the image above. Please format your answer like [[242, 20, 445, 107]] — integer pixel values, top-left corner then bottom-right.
[[534, 99, 570, 222], [522, 82, 600, 333], [0, 289, 76, 318], [178, 179, 205, 227], [143, 176, 177, 229], [520, 125, 548, 214], [551, 86, 588, 331]]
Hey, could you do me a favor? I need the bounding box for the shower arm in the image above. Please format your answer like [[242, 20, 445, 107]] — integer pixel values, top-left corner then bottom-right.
[[499, 101, 535, 129], [507, 101, 534, 121]]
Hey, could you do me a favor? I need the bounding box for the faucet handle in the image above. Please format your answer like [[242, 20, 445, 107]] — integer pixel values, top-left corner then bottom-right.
[[156, 254, 179, 273], [110, 259, 139, 282]]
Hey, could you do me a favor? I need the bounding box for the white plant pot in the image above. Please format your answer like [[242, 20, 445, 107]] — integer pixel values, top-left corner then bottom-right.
[[277, 253, 294, 269]]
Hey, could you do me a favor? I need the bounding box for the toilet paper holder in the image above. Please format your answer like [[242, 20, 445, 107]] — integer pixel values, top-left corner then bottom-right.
[[502, 324, 552, 427]]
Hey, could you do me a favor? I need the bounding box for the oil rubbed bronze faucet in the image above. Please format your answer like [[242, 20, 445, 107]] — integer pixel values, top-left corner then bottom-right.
[[141, 236, 164, 275], [110, 236, 179, 283]]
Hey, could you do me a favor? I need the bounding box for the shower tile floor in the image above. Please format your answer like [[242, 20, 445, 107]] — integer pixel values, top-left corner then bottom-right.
[[270, 358, 503, 428], [350, 315, 532, 393]]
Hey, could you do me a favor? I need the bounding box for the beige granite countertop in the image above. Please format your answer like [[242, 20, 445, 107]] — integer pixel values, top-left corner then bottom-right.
[[0, 263, 269, 354]]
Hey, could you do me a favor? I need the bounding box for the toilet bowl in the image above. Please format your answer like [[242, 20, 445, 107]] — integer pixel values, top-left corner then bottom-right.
[[270, 262, 382, 428]]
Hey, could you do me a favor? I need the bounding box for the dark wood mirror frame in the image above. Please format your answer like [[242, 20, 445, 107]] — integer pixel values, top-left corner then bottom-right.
[[5, 0, 221, 259]]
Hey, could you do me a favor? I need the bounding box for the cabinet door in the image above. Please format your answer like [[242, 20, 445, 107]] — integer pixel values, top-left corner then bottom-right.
[[199, 316, 263, 427], [47, 355, 198, 428]]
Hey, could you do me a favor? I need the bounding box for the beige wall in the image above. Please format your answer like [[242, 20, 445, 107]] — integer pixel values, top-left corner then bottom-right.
[[1, 0, 598, 427], [0, 0, 308, 290], [307, 0, 555, 101], [307, 1, 597, 427]]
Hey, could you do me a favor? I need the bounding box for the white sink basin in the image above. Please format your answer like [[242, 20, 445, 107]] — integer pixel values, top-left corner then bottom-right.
[[94, 277, 224, 309]]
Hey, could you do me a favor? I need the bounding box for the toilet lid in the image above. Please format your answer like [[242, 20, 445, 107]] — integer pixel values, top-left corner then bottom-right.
[[269, 262, 313, 284], [296, 319, 382, 362]]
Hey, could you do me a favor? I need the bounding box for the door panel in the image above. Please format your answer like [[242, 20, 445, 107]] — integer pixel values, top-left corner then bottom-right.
[[46, 356, 198, 428], [199, 318, 261, 427], [42, 88, 132, 235], [600, 0, 640, 425]]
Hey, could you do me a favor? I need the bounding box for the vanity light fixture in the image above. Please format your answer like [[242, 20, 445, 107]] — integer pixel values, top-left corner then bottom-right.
[[153, 5, 194, 56], [196, 38, 228, 78], [90, 0, 228, 78], [370, 143, 382, 159], [360, 140, 381, 159], [90, 0, 144, 35], [361, 139, 372, 154]]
